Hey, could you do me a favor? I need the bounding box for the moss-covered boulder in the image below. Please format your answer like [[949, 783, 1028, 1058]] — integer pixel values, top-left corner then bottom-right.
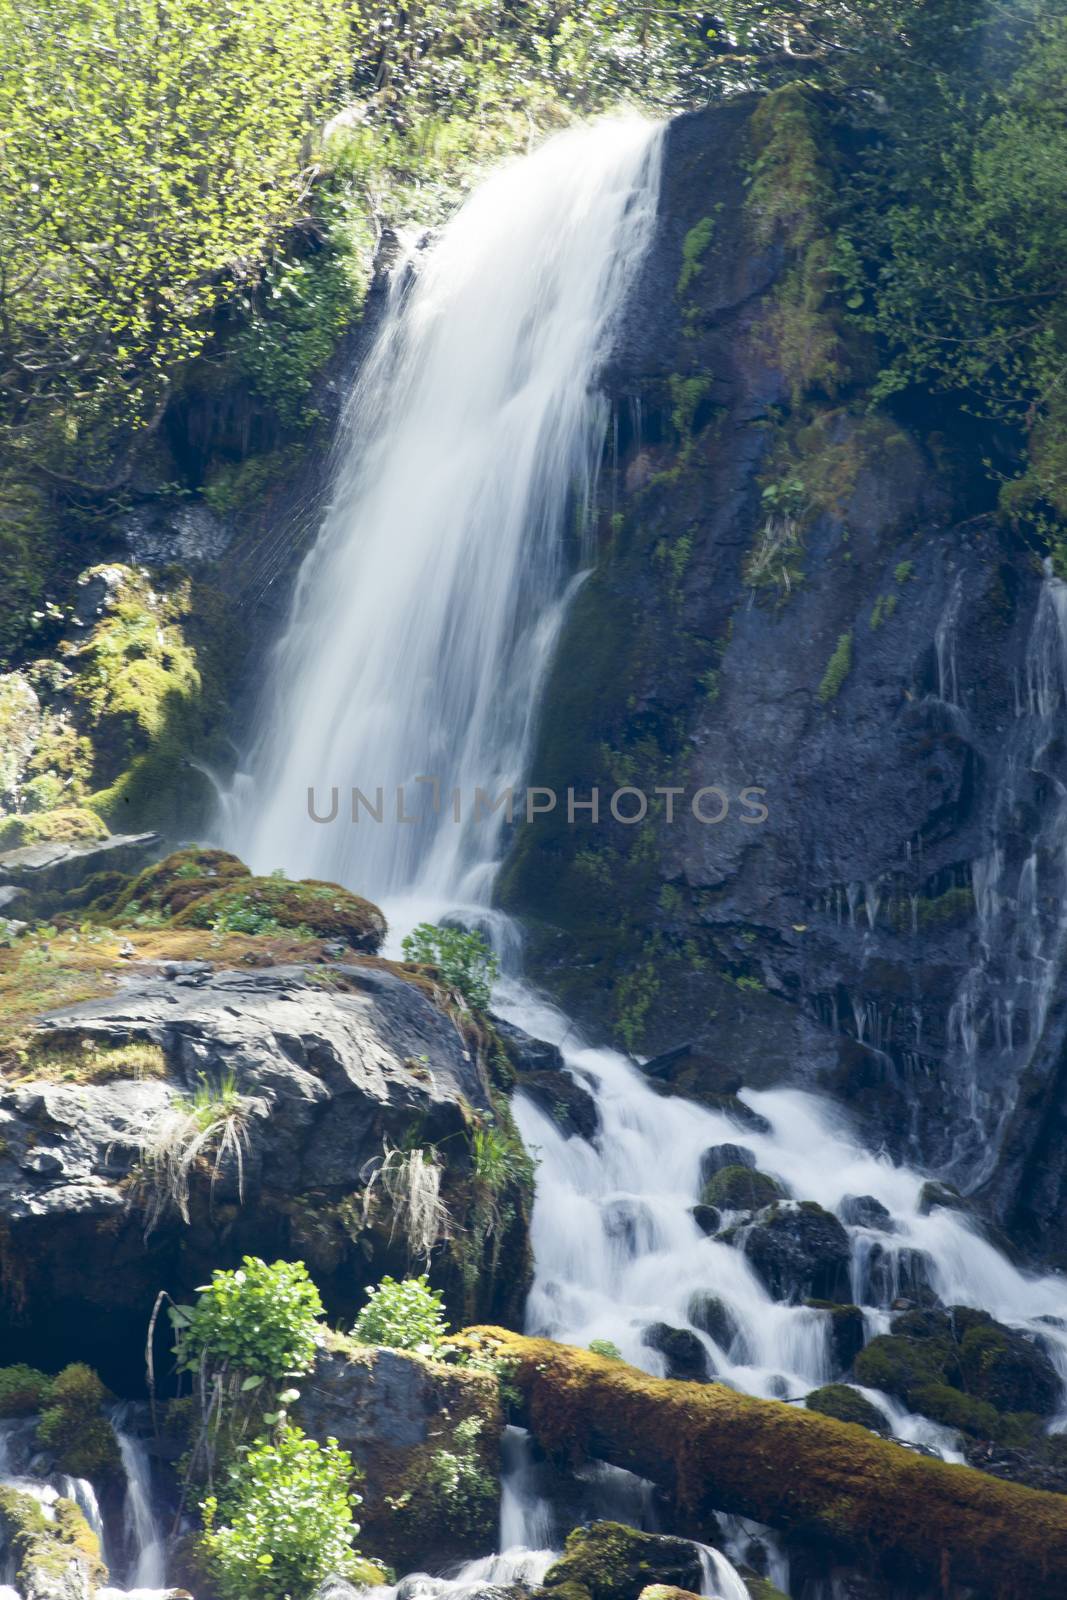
[[110, 846, 251, 918], [536, 1522, 704, 1600], [172, 873, 386, 951], [805, 1383, 889, 1434], [0, 807, 107, 851], [698, 1142, 755, 1186], [35, 1363, 121, 1482], [852, 1307, 1056, 1443], [701, 1165, 783, 1211], [0, 1485, 104, 1599], [0, 672, 41, 806]]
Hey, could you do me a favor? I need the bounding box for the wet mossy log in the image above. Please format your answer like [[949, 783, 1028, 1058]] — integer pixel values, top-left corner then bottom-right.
[[463, 1327, 1067, 1598]]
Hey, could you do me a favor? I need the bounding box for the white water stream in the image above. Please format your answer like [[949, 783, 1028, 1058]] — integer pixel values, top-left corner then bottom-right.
[[213, 115, 1067, 1600]]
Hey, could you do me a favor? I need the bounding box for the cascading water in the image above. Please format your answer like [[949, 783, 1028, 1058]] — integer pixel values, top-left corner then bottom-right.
[[224, 116, 1067, 1599], [229, 115, 664, 927]]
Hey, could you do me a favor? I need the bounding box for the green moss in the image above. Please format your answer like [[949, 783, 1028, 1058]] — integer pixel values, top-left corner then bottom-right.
[[894, 560, 915, 583], [0, 1487, 104, 1590], [870, 592, 897, 629], [12, 1036, 166, 1085], [668, 374, 713, 446], [805, 1383, 889, 1434], [202, 445, 305, 516], [539, 1521, 702, 1600], [677, 216, 717, 297], [0, 805, 108, 850], [701, 1165, 783, 1211], [173, 874, 386, 951], [111, 847, 251, 918], [36, 1363, 121, 1481], [0, 1364, 52, 1416], [817, 631, 852, 703]]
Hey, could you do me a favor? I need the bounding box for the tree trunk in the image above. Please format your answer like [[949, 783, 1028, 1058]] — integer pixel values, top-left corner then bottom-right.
[[463, 1327, 1067, 1598]]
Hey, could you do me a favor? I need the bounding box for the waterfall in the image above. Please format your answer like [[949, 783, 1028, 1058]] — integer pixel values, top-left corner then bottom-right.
[[223, 116, 1067, 1599], [229, 114, 664, 928], [111, 1412, 167, 1591]]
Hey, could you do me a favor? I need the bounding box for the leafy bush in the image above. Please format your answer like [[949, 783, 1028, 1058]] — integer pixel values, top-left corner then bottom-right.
[[588, 1339, 623, 1362], [199, 1425, 361, 1600], [176, 1258, 324, 1382], [351, 1275, 449, 1354], [401, 923, 498, 1012], [0, 1365, 52, 1416]]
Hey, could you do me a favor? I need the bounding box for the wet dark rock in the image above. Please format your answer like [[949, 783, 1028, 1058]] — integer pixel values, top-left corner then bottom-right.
[[805, 1300, 866, 1370], [688, 1291, 744, 1356], [299, 1338, 500, 1569], [698, 1142, 755, 1186], [0, 960, 523, 1387], [519, 1068, 599, 1141], [839, 1194, 896, 1232], [852, 1240, 940, 1308], [493, 1016, 566, 1076], [641, 1322, 714, 1382], [701, 1165, 783, 1211], [535, 1520, 705, 1600], [690, 1203, 721, 1236], [918, 1180, 969, 1217], [961, 1438, 1067, 1495], [805, 1383, 890, 1435], [742, 1202, 852, 1303]]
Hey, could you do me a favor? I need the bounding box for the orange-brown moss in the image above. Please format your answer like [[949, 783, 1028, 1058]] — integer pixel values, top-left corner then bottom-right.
[[460, 1327, 1067, 1599]]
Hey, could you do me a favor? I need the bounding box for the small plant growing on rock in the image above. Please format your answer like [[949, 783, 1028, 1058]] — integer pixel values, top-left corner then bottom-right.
[[351, 1274, 449, 1354], [137, 1069, 251, 1234], [401, 922, 498, 1012], [199, 1424, 363, 1600], [588, 1339, 623, 1362], [361, 1143, 451, 1265], [176, 1257, 324, 1385]]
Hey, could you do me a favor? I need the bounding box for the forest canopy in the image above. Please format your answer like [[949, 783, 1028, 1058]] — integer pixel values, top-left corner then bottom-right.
[[0, 0, 1066, 542]]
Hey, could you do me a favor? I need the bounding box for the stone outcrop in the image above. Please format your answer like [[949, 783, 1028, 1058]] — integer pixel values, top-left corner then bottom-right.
[[0, 958, 528, 1385]]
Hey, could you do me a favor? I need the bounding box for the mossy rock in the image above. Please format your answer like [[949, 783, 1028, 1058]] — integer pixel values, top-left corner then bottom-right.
[[0, 1363, 52, 1416], [111, 846, 252, 918], [0, 1485, 105, 1593], [36, 1362, 121, 1481], [804, 1300, 865, 1369], [918, 1179, 969, 1217], [0, 806, 108, 850], [0, 671, 42, 805], [805, 1383, 889, 1434], [688, 1292, 743, 1355], [701, 1164, 783, 1210], [958, 1318, 1061, 1416], [537, 1521, 704, 1600], [173, 874, 386, 952]]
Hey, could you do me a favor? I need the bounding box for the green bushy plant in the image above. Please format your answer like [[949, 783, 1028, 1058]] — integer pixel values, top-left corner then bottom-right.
[[401, 923, 498, 1012], [175, 1257, 324, 1382], [0, 1365, 52, 1416], [199, 1424, 361, 1600], [351, 1274, 449, 1354]]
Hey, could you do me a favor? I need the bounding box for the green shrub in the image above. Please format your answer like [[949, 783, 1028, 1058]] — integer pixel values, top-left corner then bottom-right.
[[588, 1340, 623, 1362], [401, 923, 498, 1012], [176, 1257, 324, 1382], [199, 1425, 362, 1600], [0, 1365, 52, 1416], [351, 1274, 449, 1353]]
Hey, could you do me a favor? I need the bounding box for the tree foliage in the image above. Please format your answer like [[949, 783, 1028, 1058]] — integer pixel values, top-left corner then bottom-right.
[[0, 0, 348, 479]]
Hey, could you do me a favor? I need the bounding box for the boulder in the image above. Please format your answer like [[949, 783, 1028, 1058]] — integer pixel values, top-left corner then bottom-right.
[[701, 1165, 783, 1211], [690, 1203, 721, 1236], [298, 1338, 501, 1569], [698, 1142, 755, 1187], [741, 1202, 851, 1303], [839, 1194, 896, 1232], [805, 1300, 866, 1369], [805, 1383, 889, 1435], [519, 1069, 599, 1141], [535, 1521, 704, 1600], [688, 1292, 745, 1357], [0, 958, 521, 1385], [0, 834, 159, 918], [641, 1322, 713, 1382]]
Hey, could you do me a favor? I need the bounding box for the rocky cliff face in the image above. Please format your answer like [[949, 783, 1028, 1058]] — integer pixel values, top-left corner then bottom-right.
[[499, 93, 1067, 1267]]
